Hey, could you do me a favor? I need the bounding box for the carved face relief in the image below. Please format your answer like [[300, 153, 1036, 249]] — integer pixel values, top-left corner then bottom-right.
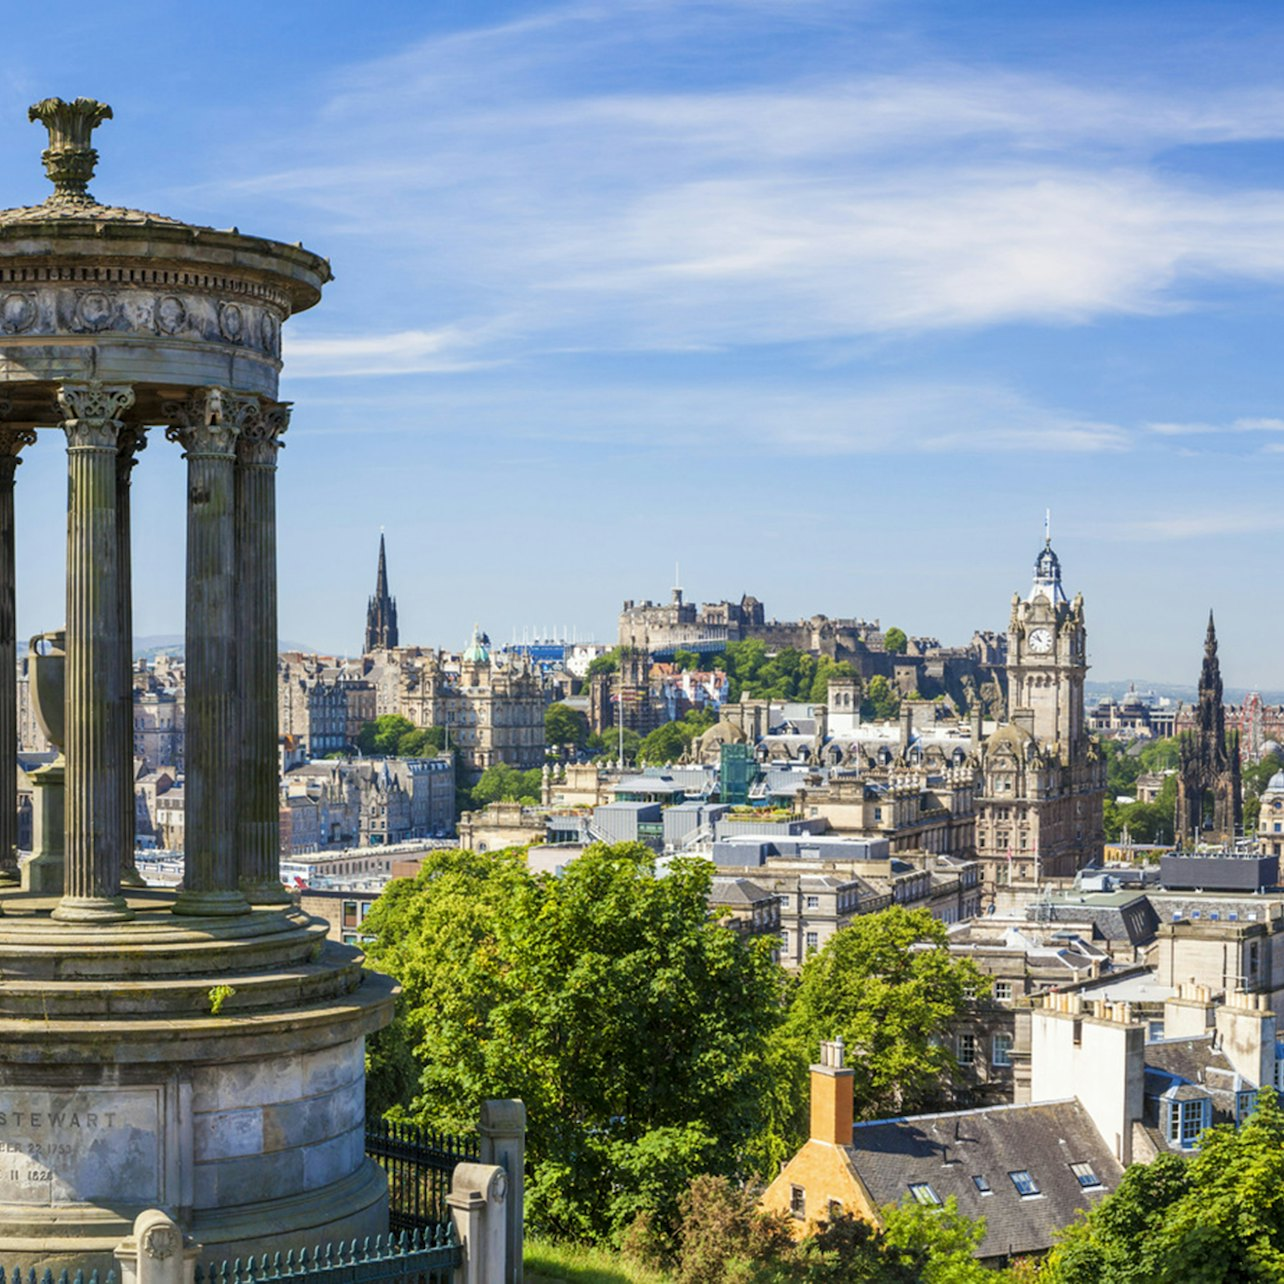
[[218, 302, 243, 342], [156, 295, 187, 334], [0, 293, 34, 333], [76, 290, 114, 331]]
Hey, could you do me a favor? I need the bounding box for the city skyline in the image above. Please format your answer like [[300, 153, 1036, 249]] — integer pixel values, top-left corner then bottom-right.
[[1, 2, 1282, 684]]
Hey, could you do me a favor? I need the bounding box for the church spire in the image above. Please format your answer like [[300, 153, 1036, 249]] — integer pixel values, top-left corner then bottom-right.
[[364, 531, 399, 653]]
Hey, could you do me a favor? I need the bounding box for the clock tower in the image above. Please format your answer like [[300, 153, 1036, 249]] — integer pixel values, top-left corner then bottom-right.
[[974, 527, 1104, 901], [1006, 535, 1088, 755]]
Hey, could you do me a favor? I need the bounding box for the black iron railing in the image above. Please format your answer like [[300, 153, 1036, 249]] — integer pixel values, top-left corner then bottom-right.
[[195, 1227, 459, 1284], [365, 1117, 479, 1232]]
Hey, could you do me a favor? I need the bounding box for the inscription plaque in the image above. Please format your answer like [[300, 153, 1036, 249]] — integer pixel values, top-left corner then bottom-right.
[[0, 1088, 161, 1206]]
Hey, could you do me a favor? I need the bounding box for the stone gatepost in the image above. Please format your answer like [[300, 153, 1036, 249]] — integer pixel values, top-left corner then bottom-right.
[[480, 1099, 526, 1284], [448, 1163, 508, 1284], [114, 1209, 201, 1284]]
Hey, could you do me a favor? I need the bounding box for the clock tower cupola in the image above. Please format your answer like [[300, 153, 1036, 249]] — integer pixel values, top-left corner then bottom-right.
[[1006, 521, 1087, 754]]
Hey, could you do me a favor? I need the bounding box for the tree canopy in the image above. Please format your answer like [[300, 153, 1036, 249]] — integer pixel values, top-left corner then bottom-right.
[[883, 627, 909, 655], [356, 714, 447, 759], [545, 702, 590, 752], [710, 641, 857, 704], [785, 906, 986, 1122], [584, 648, 623, 679], [861, 674, 901, 721], [467, 762, 543, 808], [1043, 1093, 1284, 1282], [363, 844, 790, 1243], [637, 708, 717, 765]]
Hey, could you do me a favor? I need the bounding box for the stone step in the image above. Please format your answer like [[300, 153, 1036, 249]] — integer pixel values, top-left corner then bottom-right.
[[0, 905, 335, 980], [0, 948, 365, 1017]]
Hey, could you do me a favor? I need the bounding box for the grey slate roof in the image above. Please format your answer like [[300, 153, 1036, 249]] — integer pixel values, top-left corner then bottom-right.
[[849, 1100, 1121, 1260]]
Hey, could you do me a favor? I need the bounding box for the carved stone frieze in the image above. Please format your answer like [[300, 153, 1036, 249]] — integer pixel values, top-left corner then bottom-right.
[[57, 381, 134, 449], [0, 283, 286, 357]]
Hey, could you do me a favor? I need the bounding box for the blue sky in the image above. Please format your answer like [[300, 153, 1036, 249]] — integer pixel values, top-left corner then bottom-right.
[[4, 1, 1284, 687]]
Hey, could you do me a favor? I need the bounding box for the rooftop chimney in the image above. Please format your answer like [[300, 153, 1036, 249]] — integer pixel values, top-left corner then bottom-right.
[[809, 1037, 855, 1146]]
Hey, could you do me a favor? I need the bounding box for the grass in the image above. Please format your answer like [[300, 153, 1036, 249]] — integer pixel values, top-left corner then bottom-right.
[[525, 1238, 671, 1284]]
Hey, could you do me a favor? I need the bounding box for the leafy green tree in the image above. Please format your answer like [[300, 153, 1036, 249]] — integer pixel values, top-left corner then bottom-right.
[[672, 648, 702, 672], [586, 727, 642, 764], [396, 725, 446, 758], [362, 845, 789, 1243], [545, 702, 590, 751], [357, 713, 416, 756], [468, 763, 543, 808], [1044, 1093, 1284, 1282], [785, 907, 987, 1125], [638, 721, 693, 765], [860, 675, 900, 721], [883, 627, 909, 656], [585, 648, 622, 679]]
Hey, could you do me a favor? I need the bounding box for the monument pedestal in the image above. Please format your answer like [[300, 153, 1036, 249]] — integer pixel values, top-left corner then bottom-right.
[[21, 758, 64, 895], [0, 900, 394, 1271]]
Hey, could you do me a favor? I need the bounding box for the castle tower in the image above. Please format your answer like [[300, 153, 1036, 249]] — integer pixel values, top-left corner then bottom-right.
[[1175, 612, 1242, 845], [363, 531, 399, 653]]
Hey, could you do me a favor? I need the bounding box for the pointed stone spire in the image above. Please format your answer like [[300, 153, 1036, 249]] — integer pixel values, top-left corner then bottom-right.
[[363, 531, 399, 653]]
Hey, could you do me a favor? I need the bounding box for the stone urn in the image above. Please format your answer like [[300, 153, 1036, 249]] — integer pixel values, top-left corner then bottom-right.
[[29, 629, 65, 752], [22, 630, 66, 895]]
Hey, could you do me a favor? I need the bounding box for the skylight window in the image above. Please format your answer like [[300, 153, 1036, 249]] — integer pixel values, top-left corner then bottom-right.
[[1069, 1162, 1101, 1189], [908, 1183, 941, 1206], [972, 1175, 991, 1194], [1009, 1170, 1040, 1197]]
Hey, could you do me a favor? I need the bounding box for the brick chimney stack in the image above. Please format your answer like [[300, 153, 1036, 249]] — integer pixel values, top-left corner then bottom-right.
[[810, 1037, 855, 1145]]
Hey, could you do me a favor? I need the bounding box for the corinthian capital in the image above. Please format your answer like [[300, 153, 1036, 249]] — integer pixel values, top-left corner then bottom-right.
[[163, 386, 251, 458], [117, 425, 148, 476], [58, 381, 134, 449], [237, 399, 292, 467], [0, 403, 36, 483]]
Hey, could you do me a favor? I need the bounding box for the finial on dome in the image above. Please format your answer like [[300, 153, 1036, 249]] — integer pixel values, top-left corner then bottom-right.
[[27, 97, 112, 206]]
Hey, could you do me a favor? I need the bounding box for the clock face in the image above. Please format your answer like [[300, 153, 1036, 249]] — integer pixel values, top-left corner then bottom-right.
[[1028, 627, 1053, 654]]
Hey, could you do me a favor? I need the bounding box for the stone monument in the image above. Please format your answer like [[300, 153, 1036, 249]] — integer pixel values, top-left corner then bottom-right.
[[0, 98, 394, 1267]]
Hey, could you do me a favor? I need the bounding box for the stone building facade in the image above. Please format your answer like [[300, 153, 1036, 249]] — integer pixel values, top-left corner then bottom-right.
[[973, 539, 1104, 897]]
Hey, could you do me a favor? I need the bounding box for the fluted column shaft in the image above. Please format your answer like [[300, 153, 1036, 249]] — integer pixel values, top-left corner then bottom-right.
[[54, 381, 134, 923], [117, 428, 146, 888], [236, 402, 290, 903], [0, 411, 36, 883], [166, 388, 249, 917]]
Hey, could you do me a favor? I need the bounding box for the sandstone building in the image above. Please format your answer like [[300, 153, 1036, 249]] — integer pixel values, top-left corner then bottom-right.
[[973, 537, 1105, 896]]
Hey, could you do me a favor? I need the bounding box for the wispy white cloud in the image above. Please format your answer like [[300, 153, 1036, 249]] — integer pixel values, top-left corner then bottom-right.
[[281, 374, 1128, 457], [1112, 511, 1284, 540], [187, 4, 1284, 361], [1146, 417, 1284, 437], [283, 323, 508, 377]]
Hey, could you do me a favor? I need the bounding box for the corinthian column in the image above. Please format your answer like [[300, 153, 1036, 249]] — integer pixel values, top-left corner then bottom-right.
[[236, 400, 291, 904], [54, 380, 134, 923], [165, 388, 249, 917], [117, 427, 147, 887], [0, 405, 36, 885]]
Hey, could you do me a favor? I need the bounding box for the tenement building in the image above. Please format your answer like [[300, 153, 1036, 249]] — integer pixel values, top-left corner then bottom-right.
[[974, 536, 1104, 899]]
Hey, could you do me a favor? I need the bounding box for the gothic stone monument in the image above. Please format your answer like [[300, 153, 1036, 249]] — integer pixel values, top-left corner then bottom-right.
[[0, 99, 394, 1267]]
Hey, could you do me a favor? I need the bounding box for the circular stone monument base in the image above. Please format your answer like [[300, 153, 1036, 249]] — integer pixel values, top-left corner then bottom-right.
[[0, 890, 395, 1272]]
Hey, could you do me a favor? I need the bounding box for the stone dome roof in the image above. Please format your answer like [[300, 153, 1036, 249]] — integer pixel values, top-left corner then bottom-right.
[[697, 716, 748, 751], [1266, 770, 1284, 795], [462, 624, 491, 665], [984, 723, 1035, 755]]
